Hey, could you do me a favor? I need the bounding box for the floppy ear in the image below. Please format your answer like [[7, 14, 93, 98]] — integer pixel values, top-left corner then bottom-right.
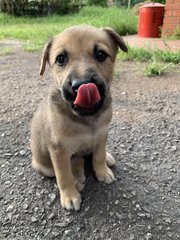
[[104, 28, 128, 53], [39, 39, 53, 76]]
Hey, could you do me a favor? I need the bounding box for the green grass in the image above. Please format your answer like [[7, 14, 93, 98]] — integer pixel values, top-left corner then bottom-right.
[[0, 6, 138, 51], [118, 46, 180, 64], [118, 46, 180, 77], [144, 61, 173, 77]]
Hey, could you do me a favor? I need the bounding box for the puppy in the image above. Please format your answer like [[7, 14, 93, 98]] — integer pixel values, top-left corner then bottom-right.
[[31, 25, 128, 211]]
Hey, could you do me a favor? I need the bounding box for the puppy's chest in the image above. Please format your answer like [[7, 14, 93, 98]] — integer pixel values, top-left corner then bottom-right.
[[64, 121, 108, 156], [76, 126, 107, 153]]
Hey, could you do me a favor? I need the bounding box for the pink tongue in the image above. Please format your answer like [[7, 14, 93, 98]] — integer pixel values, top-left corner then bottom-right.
[[74, 83, 101, 108]]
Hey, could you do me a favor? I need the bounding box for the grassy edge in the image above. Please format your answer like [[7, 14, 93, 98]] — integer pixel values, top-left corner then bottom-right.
[[118, 46, 180, 77], [0, 6, 138, 52]]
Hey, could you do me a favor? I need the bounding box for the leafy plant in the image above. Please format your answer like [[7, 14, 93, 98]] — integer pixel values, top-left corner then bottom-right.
[[118, 46, 179, 77], [145, 61, 172, 77], [119, 46, 180, 64], [118, 46, 152, 61]]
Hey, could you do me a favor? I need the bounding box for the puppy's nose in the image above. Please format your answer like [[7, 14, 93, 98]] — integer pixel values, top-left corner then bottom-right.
[[71, 79, 90, 92]]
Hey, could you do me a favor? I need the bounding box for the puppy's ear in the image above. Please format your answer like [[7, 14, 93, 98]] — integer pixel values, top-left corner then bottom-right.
[[104, 28, 128, 53], [39, 39, 53, 76]]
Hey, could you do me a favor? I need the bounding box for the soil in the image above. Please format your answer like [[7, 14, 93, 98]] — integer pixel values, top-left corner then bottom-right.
[[0, 41, 180, 240]]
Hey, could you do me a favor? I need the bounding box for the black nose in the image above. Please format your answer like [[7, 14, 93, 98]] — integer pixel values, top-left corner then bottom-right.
[[71, 79, 90, 92]]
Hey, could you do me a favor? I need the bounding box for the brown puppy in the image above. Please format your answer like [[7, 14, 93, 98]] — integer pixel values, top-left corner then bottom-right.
[[31, 25, 128, 211]]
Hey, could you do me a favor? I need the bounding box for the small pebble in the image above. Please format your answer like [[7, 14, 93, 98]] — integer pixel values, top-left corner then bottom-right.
[[163, 217, 171, 224], [48, 212, 55, 219], [158, 225, 162, 231], [85, 206, 90, 212], [64, 229, 72, 235], [137, 212, 146, 218], [167, 232, 173, 238], [19, 149, 26, 156], [145, 232, 153, 240], [22, 203, 29, 210], [146, 213, 151, 219], [171, 146, 177, 152], [129, 234, 135, 240], [31, 216, 38, 223], [7, 205, 14, 211], [128, 212, 133, 220], [49, 193, 56, 202], [136, 204, 141, 210], [116, 213, 125, 220], [109, 212, 114, 217]]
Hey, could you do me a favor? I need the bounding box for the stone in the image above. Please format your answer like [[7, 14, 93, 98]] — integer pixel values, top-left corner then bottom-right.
[[137, 212, 146, 218], [167, 232, 173, 238], [19, 149, 26, 156], [49, 193, 56, 202], [128, 212, 133, 220], [48, 212, 55, 220], [6, 205, 14, 211], [31, 216, 38, 223], [145, 232, 153, 240], [109, 212, 114, 217], [129, 234, 135, 240], [22, 203, 29, 210], [163, 217, 171, 224]]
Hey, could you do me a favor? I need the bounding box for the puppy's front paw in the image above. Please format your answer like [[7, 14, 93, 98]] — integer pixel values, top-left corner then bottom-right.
[[106, 152, 116, 167], [60, 189, 81, 211], [96, 166, 115, 184]]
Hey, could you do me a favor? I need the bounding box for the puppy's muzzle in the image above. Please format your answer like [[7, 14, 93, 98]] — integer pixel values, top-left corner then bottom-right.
[[62, 75, 107, 116]]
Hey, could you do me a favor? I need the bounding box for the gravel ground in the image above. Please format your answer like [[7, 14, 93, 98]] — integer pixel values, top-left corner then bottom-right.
[[0, 43, 180, 240]]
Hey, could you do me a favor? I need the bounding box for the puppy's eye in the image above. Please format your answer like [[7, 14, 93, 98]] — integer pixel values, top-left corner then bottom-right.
[[56, 53, 68, 66], [95, 50, 108, 62]]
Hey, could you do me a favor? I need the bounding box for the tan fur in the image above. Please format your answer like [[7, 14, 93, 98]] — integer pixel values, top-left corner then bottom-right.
[[31, 25, 128, 211]]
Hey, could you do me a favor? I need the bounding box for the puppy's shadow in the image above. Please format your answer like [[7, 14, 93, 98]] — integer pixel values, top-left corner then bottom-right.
[[84, 153, 94, 178], [80, 154, 118, 212]]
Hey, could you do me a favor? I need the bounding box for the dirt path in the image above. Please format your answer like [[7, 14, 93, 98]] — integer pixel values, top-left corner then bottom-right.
[[0, 43, 180, 240]]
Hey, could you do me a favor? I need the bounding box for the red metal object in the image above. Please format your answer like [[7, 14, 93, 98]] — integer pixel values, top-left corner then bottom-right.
[[138, 3, 165, 38]]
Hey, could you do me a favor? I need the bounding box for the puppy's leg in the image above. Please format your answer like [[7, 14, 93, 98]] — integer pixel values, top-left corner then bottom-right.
[[72, 158, 85, 191], [31, 139, 55, 177], [49, 146, 81, 211], [93, 136, 115, 184], [32, 156, 55, 177], [106, 152, 116, 167]]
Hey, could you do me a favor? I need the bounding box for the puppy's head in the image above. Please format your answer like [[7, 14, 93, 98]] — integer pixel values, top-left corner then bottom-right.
[[40, 25, 128, 116]]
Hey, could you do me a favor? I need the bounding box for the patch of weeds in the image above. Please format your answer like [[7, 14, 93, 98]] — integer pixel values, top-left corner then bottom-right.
[[145, 61, 173, 77], [118, 46, 153, 61], [154, 49, 180, 64], [119, 46, 180, 64], [119, 46, 179, 77]]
